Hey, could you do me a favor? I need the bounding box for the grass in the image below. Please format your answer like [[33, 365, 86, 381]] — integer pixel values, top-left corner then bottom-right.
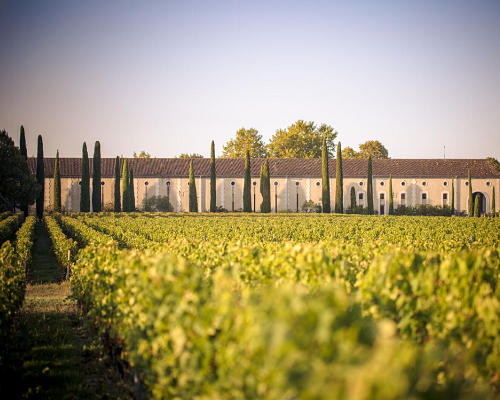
[[0, 221, 132, 399]]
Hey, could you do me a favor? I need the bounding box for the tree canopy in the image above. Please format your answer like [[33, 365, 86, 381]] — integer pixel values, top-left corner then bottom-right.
[[133, 151, 152, 158], [487, 157, 500, 174], [268, 120, 337, 159], [342, 140, 389, 159], [222, 128, 268, 158], [0, 130, 39, 213], [177, 153, 204, 159]]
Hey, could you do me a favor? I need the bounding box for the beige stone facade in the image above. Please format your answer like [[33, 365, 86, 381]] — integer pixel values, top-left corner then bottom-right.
[[31, 158, 500, 215]]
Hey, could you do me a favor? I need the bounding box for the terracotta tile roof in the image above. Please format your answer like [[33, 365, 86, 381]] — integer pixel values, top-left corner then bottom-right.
[[28, 157, 500, 179]]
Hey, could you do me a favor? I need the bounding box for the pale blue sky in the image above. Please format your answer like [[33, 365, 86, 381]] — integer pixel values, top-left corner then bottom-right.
[[1, 0, 499, 159]]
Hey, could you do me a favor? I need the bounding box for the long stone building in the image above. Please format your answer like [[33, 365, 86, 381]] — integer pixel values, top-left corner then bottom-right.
[[29, 158, 499, 215]]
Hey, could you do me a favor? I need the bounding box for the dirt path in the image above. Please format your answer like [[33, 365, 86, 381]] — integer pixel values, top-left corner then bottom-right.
[[1, 221, 132, 399]]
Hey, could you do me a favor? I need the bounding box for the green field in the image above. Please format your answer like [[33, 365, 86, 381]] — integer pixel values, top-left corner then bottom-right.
[[3, 213, 500, 399]]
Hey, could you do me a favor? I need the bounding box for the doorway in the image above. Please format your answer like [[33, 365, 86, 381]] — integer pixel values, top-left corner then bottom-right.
[[472, 192, 486, 215]]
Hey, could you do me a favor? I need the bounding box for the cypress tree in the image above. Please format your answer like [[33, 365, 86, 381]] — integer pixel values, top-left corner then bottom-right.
[[321, 137, 331, 213], [243, 150, 252, 212], [53, 150, 61, 212], [36, 135, 44, 221], [114, 156, 121, 212], [468, 169, 473, 216], [210, 141, 216, 212], [260, 160, 271, 213], [335, 141, 343, 213], [474, 195, 480, 217], [80, 142, 90, 212], [451, 178, 455, 215], [129, 168, 135, 211], [189, 161, 198, 212], [350, 186, 356, 212], [122, 159, 130, 212], [92, 141, 101, 212], [19, 126, 27, 158], [388, 174, 394, 215], [492, 186, 496, 216], [19, 126, 29, 216], [367, 156, 374, 215], [259, 163, 265, 210]]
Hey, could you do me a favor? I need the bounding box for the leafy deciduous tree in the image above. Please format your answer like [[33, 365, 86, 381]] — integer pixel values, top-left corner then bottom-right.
[[133, 151, 152, 158], [358, 140, 389, 159], [0, 130, 38, 215], [342, 141, 390, 159], [341, 146, 359, 159], [177, 153, 204, 159], [268, 120, 337, 159], [222, 128, 268, 158]]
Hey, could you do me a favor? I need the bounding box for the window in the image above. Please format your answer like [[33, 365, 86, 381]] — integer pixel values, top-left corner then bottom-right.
[[358, 192, 364, 207], [465, 181, 469, 186], [486, 181, 492, 187], [295, 181, 300, 187], [422, 181, 428, 187], [253, 181, 258, 187], [165, 181, 171, 186], [380, 181, 385, 187], [443, 192, 448, 205], [144, 181, 149, 186], [401, 181, 407, 187], [230, 181, 236, 186], [422, 193, 427, 204], [380, 193, 385, 200], [78, 181, 82, 186], [315, 181, 321, 187], [401, 193, 406, 206], [443, 181, 448, 187], [274, 181, 279, 187], [359, 181, 365, 187]]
